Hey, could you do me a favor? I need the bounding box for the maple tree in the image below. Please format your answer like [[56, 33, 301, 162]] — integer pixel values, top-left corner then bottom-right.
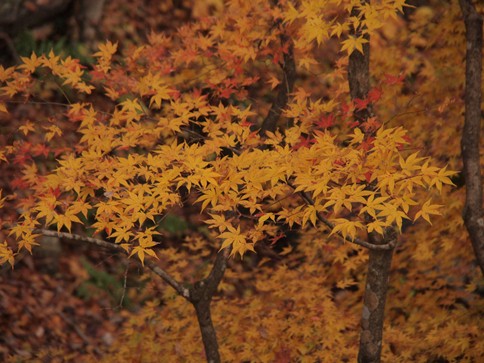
[[0, 0, 482, 362]]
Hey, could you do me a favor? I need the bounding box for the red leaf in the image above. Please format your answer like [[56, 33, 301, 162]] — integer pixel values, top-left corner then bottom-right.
[[50, 187, 61, 198], [270, 233, 285, 245], [293, 136, 316, 150], [333, 158, 345, 166], [31, 144, 50, 157], [383, 73, 405, 85], [341, 102, 351, 114], [240, 120, 253, 127], [346, 120, 360, 128], [368, 87, 382, 102], [364, 171, 373, 183], [360, 137, 375, 151], [315, 114, 334, 129], [354, 98, 369, 110], [11, 177, 29, 190], [361, 117, 381, 133]]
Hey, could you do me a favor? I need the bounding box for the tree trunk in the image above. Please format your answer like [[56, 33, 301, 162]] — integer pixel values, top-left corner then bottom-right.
[[194, 298, 221, 363], [260, 35, 296, 134], [188, 249, 229, 363], [347, 2, 396, 362], [78, 0, 106, 43], [459, 0, 484, 275], [358, 231, 395, 363]]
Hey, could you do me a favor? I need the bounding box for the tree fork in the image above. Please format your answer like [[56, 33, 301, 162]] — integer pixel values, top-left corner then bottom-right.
[[188, 248, 229, 363], [37, 229, 228, 362]]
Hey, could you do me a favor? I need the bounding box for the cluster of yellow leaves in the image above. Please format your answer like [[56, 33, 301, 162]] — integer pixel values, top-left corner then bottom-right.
[[0, 51, 94, 99], [93, 41, 118, 74], [86, 188, 482, 362], [0, 1, 481, 363], [88, 244, 361, 362], [0, 0, 453, 265], [282, 0, 408, 56]]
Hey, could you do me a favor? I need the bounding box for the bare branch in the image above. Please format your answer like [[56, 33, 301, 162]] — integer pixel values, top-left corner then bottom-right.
[[36, 229, 191, 300]]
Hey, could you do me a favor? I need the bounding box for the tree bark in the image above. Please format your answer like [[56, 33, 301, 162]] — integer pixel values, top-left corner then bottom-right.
[[260, 0, 297, 135], [357, 231, 395, 363], [193, 299, 220, 363], [346, 2, 396, 362], [36, 229, 228, 362], [459, 0, 484, 275], [78, 0, 106, 43], [260, 37, 296, 135], [188, 248, 229, 363]]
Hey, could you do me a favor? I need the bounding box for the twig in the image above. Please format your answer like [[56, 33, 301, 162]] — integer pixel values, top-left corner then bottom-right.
[[118, 260, 129, 308], [35, 229, 191, 300], [58, 311, 103, 356]]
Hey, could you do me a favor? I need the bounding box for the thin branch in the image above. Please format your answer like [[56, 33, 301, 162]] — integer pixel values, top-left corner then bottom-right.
[[383, 107, 429, 125], [58, 311, 103, 356], [0, 31, 20, 64], [35, 229, 190, 300], [204, 247, 230, 297], [117, 261, 129, 308]]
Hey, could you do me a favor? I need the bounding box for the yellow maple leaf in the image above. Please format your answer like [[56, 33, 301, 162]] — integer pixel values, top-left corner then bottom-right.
[[19, 52, 41, 73], [93, 40, 118, 59], [206, 213, 232, 232], [0, 242, 15, 267], [341, 36, 368, 55], [414, 199, 442, 225], [377, 204, 409, 232], [266, 75, 281, 90], [219, 225, 254, 257], [43, 124, 63, 142], [18, 121, 35, 135], [329, 219, 364, 241]]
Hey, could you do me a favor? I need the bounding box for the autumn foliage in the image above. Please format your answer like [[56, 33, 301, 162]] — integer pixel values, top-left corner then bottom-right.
[[0, 0, 482, 362]]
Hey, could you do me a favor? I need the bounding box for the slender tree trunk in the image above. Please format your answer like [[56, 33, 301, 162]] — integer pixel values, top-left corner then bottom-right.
[[459, 0, 484, 275], [347, 2, 396, 362], [188, 248, 229, 363], [194, 299, 220, 363], [260, 35, 296, 134], [79, 0, 106, 43], [357, 231, 395, 363]]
